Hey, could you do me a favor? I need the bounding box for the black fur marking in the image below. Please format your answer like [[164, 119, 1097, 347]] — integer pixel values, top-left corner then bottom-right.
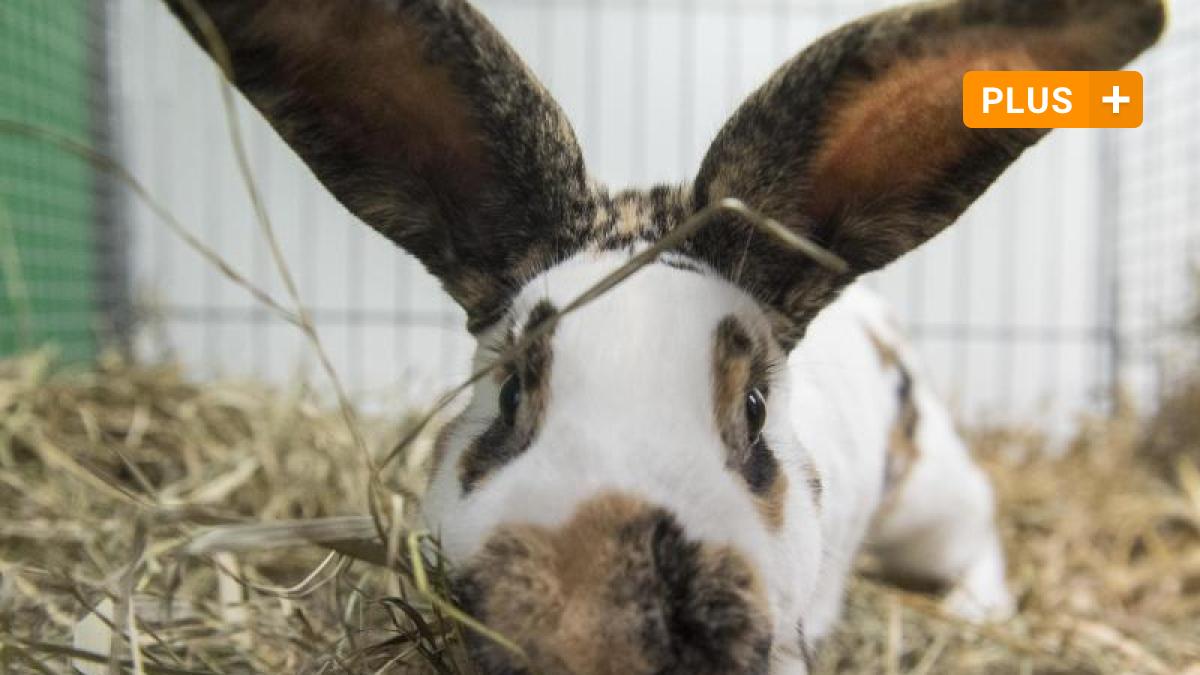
[[796, 620, 815, 672], [459, 300, 558, 493], [744, 437, 780, 496], [897, 364, 918, 442], [517, 301, 557, 386], [882, 360, 921, 494], [644, 512, 773, 675], [806, 464, 824, 512], [458, 418, 520, 495], [658, 254, 708, 275]]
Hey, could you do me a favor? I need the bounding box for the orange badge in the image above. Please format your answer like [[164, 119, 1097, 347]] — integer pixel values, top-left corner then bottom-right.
[[963, 71, 1143, 129]]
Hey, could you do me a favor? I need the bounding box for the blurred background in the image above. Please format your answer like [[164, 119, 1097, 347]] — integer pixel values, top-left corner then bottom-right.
[[2, 0, 1198, 430]]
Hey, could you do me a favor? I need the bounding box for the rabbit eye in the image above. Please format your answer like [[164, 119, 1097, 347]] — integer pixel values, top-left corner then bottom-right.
[[498, 375, 522, 426], [745, 388, 767, 442]]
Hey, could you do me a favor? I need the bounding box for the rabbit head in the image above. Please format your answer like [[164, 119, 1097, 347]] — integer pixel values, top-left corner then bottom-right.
[[166, 0, 1164, 672]]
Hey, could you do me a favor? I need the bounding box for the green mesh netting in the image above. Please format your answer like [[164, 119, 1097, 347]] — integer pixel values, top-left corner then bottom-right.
[[0, 0, 97, 362]]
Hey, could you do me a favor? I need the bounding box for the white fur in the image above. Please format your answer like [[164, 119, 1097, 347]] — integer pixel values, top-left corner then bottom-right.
[[422, 251, 1011, 672]]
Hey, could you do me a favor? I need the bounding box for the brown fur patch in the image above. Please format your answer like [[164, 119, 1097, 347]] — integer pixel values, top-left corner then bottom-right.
[[754, 471, 789, 531], [804, 46, 1036, 227], [456, 493, 772, 675], [247, 1, 488, 188], [712, 316, 790, 530], [866, 325, 902, 369], [616, 196, 648, 237], [712, 317, 768, 455], [864, 325, 921, 501]]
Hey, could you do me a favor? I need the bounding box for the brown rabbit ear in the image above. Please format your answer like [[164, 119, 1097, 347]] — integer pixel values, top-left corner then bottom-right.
[[165, 0, 592, 331], [689, 0, 1165, 346]]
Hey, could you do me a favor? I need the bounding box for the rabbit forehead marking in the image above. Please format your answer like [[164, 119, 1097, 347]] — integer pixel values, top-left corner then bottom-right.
[[588, 184, 692, 248], [455, 491, 773, 675], [457, 185, 693, 332]]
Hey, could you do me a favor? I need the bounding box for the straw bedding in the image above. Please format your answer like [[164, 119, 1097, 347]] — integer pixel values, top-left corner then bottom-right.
[[1, 349, 1197, 674]]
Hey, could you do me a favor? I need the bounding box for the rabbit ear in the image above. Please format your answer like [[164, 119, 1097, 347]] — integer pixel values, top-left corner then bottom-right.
[[165, 0, 591, 331], [689, 0, 1165, 345]]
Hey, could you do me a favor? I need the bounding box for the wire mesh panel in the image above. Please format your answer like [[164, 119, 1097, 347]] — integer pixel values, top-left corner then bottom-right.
[[1112, 0, 1200, 405], [0, 1, 113, 362], [104, 0, 1196, 426]]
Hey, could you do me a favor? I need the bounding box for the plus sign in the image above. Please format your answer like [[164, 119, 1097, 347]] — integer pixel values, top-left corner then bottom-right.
[[1102, 85, 1131, 114]]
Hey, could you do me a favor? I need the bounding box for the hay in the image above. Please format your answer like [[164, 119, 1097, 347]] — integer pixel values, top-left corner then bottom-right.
[[818, 414, 1200, 674], [1, 351, 1198, 673], [0, 349, 455, 673]]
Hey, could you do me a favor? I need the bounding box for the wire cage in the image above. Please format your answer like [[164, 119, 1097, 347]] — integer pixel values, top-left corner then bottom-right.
[[3, 0, 1198, 429], [1112, 8, 1200, 405], [0, 1, 126, 364]]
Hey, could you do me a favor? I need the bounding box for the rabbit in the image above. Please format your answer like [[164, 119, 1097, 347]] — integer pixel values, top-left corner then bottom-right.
[[164, 0, 1165, 672]]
